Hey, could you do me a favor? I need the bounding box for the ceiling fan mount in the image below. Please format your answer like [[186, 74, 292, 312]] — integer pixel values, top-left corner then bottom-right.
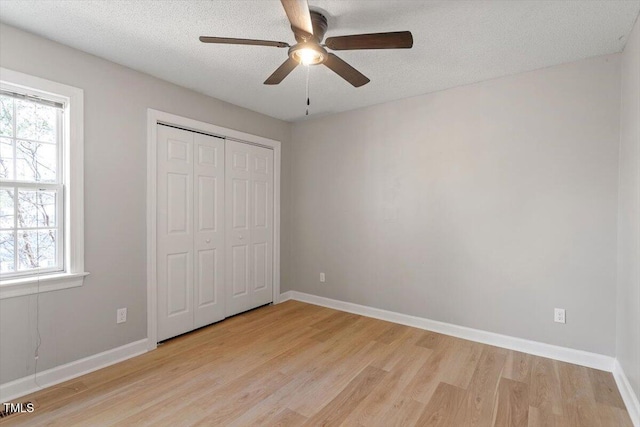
[[199, 0, 413, 87]]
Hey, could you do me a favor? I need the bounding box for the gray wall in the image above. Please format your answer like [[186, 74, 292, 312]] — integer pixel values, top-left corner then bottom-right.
[[617, 16, 640, 399], [290, 54, 621, 356], [0, 23, 292, 384]]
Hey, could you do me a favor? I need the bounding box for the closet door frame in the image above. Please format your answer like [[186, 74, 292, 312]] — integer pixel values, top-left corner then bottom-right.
[[146, 109, 281, 351]]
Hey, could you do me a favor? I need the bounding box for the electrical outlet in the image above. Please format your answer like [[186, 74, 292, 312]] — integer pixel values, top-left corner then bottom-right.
[[554, 308, 566, 324], [319, 272, 325, 283], [117, 308, 127, 324]]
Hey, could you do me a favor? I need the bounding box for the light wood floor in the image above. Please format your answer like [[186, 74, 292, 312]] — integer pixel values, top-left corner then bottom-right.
[[1, 300, 632, 426]]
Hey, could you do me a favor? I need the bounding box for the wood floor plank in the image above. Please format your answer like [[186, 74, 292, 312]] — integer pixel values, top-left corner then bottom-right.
[[492, 377, 529, 427], [439, 338, 484, 390], [228, 326, 386, 425], [529, 356, 564, 424], [587, 368, 627, 409], [287, 340, 389, 417], [402, 334, 456, 403], [374, 322, 409, 345], [451, 347, 507, 426], [0, 301, 632, 427], [370, 326, 425, 372], [339, 344, 431, 426], [309, 310, 359, 332], [595, 403, 634, 427], [416, 330, 446, 350], [302, 365, 386, 426], [414, 382, 466, 427], [189, 372, 294, 426], [225, 373, 314, 427], [528, 406, 556, 427], [376, 397, 426, 427], [26, 380, 87, 410], [68, 365, 223, 426], [265, 408, 308, 426], [556, 361, 602, 427], [503, 351, 533, 384]]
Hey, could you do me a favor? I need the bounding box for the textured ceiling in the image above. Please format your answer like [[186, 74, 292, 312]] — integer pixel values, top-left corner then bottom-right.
[[1, 1, 639, 122]]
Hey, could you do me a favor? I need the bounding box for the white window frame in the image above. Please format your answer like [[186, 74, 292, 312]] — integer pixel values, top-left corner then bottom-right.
[[0, 68, 88, 299], [1, 87, 65, 278]]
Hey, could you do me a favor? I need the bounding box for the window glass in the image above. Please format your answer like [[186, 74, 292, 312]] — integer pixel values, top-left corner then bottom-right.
[[0, 92, 62, 277]]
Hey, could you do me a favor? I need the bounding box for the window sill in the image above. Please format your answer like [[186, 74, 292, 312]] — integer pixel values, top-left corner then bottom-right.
[[0, 272, 89, 300]]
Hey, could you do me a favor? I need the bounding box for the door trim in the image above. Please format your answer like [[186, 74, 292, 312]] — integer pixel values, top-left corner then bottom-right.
[[146, 109, 282, 351]]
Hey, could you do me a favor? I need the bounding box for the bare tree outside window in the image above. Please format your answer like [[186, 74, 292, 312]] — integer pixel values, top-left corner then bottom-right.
[[0, 93, 62, 276]]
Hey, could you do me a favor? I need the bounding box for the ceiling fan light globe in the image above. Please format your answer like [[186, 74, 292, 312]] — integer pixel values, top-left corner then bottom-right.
[[289, 43, 327, 66], [298, 48, 323, 65]]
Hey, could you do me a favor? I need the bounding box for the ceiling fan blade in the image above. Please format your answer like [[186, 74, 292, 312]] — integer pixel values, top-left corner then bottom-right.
[[324, 53, 370, 87], [264, 57, 298, 85], [325, 31, 413, 50], [280, 0, 314, 39], [199, 36, 289, 48]]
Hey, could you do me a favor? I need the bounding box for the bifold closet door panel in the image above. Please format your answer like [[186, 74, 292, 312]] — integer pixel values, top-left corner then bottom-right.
[[193, 133, 226, 329], [157, 125, 195, 341], [225, 141, 252, 316], [250, 145, 274, 308], [225, 140, 274, 317]]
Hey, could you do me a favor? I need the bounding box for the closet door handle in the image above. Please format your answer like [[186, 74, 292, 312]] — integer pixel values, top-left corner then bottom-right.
[[238, 234, 244, 240], [206, 239, 211, 243]]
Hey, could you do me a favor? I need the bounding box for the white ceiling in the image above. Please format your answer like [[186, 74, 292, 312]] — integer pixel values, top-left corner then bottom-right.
[[1, 1, 639, 122]]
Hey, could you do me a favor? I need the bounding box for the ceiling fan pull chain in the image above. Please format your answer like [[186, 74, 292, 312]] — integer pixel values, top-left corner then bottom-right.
[[305, 65, 310, 116]]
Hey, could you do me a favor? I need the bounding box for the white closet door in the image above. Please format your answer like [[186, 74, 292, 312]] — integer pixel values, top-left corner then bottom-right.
[[250, 145, 274, 308], [225, 141, 274, 316], [193, 133, 225, 329], [157, 125, 195, 341]]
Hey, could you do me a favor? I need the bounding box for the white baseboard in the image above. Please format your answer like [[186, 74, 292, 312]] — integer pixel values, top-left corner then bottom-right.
[[0, 338, 149, 402], [613, 359, 640, 427], [278, 290, 294, 302], [281, 291, 614, 372]]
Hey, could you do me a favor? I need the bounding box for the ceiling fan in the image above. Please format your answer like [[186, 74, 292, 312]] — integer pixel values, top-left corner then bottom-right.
[[199, 0, 413, 88]]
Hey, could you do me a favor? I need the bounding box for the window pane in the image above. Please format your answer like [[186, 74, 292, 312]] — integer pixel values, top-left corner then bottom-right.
[[0, 231, 15, 272], [16, 140, 57, 182], [0, 138, 14, 179], [16, 99, 57, 143], [17, 189, 56, 228], [17, 189, 37, 228], [0, 188, 14, 229], [0, 95, 13, 138], [17, 229, 57, 270]]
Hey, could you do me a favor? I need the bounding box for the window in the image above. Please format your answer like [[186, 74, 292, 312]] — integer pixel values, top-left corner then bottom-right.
[[0, 68, 87, 299], [0, 91, 64, 277]]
